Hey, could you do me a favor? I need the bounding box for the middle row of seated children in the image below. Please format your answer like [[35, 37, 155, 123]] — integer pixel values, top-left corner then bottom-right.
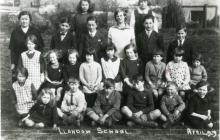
[[12, 67, 213, 129]]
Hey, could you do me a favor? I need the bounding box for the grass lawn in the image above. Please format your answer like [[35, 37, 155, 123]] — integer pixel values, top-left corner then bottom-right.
[[1, 29, 219, 140]]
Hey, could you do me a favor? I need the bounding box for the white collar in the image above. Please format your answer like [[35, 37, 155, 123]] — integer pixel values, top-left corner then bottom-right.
[[89, 30, 97, 37], [21, 27, 29, 33]]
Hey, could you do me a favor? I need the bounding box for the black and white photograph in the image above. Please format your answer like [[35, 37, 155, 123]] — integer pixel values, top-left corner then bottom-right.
[[0, 0, 219, 139]]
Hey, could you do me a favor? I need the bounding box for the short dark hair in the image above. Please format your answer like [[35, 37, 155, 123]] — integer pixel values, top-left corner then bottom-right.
[[59, 17, 71, 24], [174, 48, 184, 56], [77, 0, 95, 13], [16, 67, 28, 78], [195, 81, 209, 89], [26, 34, 38, 46], [85, 47, 96, 56], [87, 15, 98, 24], [103, 78, 115, 89], [192, 53, 202, 62], [114, 8, 127, 22], [138, 0, 149, 5], [176, 24, 187, 33], [152, 49, 164, 57], [166, 81, 178, 90], [68, 77, 80, 84], [106, 43, 117, 52], [18, 11, 32, 21], [143, 14, 154, 23], [124, 43, 137, 56]]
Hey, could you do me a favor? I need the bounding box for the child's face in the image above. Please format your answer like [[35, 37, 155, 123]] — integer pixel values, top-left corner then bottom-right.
[[144, 18, 154, 31], [87, 20, 97, 32], [19, 15, 30, 28], [68, 53, 77, 65], [134, 81, 145, 91], [69, 82, 79, 92], [81, 1, 89, 13], [197, 85, 208, 98], [174, 55, 182, 63], [139, 1, 148, 9], [177, 29, 186, 41], [104, 86, 115, 95], [49, 53, 58, 64], [41, 93, 51, 104], [59, 22, 70, 34], [26, 40, 36, 51], [125, 48, 136, 59], [193, 60, 201, 67], [106, 49, 115, 59], [116, 12, 125, 24], [153, 55, 162, 63], [86, 54, 94, 63], [166, 85, 177, 97], [17, 72, 26, 83]]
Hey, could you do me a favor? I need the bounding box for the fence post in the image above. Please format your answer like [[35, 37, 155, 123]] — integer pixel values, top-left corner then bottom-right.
[[203, 4, 207, 28]]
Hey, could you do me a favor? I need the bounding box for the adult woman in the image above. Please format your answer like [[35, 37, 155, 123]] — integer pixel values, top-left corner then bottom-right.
[[108, 8, 135, 59]]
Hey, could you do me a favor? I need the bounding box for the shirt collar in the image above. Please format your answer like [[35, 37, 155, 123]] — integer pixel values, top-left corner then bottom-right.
[[113, 23, 130, 30], [88, 30, 97, 37], [104, 56, 118, 62]]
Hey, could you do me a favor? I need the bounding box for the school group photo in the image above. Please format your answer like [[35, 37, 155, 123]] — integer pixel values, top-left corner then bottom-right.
[[1, 0, 220, 139]]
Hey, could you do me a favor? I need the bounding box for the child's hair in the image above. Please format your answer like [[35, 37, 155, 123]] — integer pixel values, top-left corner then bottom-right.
[[138, 0, 150, 5], [16, 67, 28, 78], [59, 17, 71, 24], [174, 48, 184, 56], [37, 88, 55, 107], [192, 53, 203, 62], [195, 81, 209, 89], [106, 43, 117, 52], [68, 77, 80, 84], [114, 8, 127, 22], [68, 49, 79, 58], [103, 78, 115, 89], [87, 15, 98, 24], [18, 11, 32, 21], [176, 24, 187, 33], [47, 49, 61, 64], [85, 47, 96, 56], [76, 0, 95, 13], [26, 34, 38, 46], [143, 14, 154, 23], [124, 43, 138, 57], [132, 75, 144, 84], [166, 81, 178, 91], [152, 49, 164, 58]]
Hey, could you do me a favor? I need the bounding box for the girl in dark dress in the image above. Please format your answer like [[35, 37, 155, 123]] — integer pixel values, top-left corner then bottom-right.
[[43, 51, 63, 104], [24, 88, 58, 128]]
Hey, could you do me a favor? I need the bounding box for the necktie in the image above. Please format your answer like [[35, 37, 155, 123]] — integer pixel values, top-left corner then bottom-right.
[[70, 93, 73, 105]]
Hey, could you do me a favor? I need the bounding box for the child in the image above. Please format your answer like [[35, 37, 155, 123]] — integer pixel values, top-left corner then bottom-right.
[[121, 75, 162, 127], [24, 88, 58, 128], [188, 81, 213, 129], [130, 0, 159, 36], [9, 11, 44, 82], [87, 78, 122, 127], [59, 77, 87, 127], [165, 48, 190, 99], [11, 67, 36, 126], [100, 44, 122, 91], [18, 34, 45, 90], [145, 49, 166, 101], [136, 14, 164, 65], [108, 8, 135, 59], [63, 49, 81, 84], [189, 53, 207, 89], [43, 50, 63, 103], [166, 24, 194, 65], [121, 43, 144, 105], [72, 0, 94, 47], [79, 47, 102, 107], [80, 16, 107, 60], [160, 82, 185, 128], [50, 17, 75, 64]]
